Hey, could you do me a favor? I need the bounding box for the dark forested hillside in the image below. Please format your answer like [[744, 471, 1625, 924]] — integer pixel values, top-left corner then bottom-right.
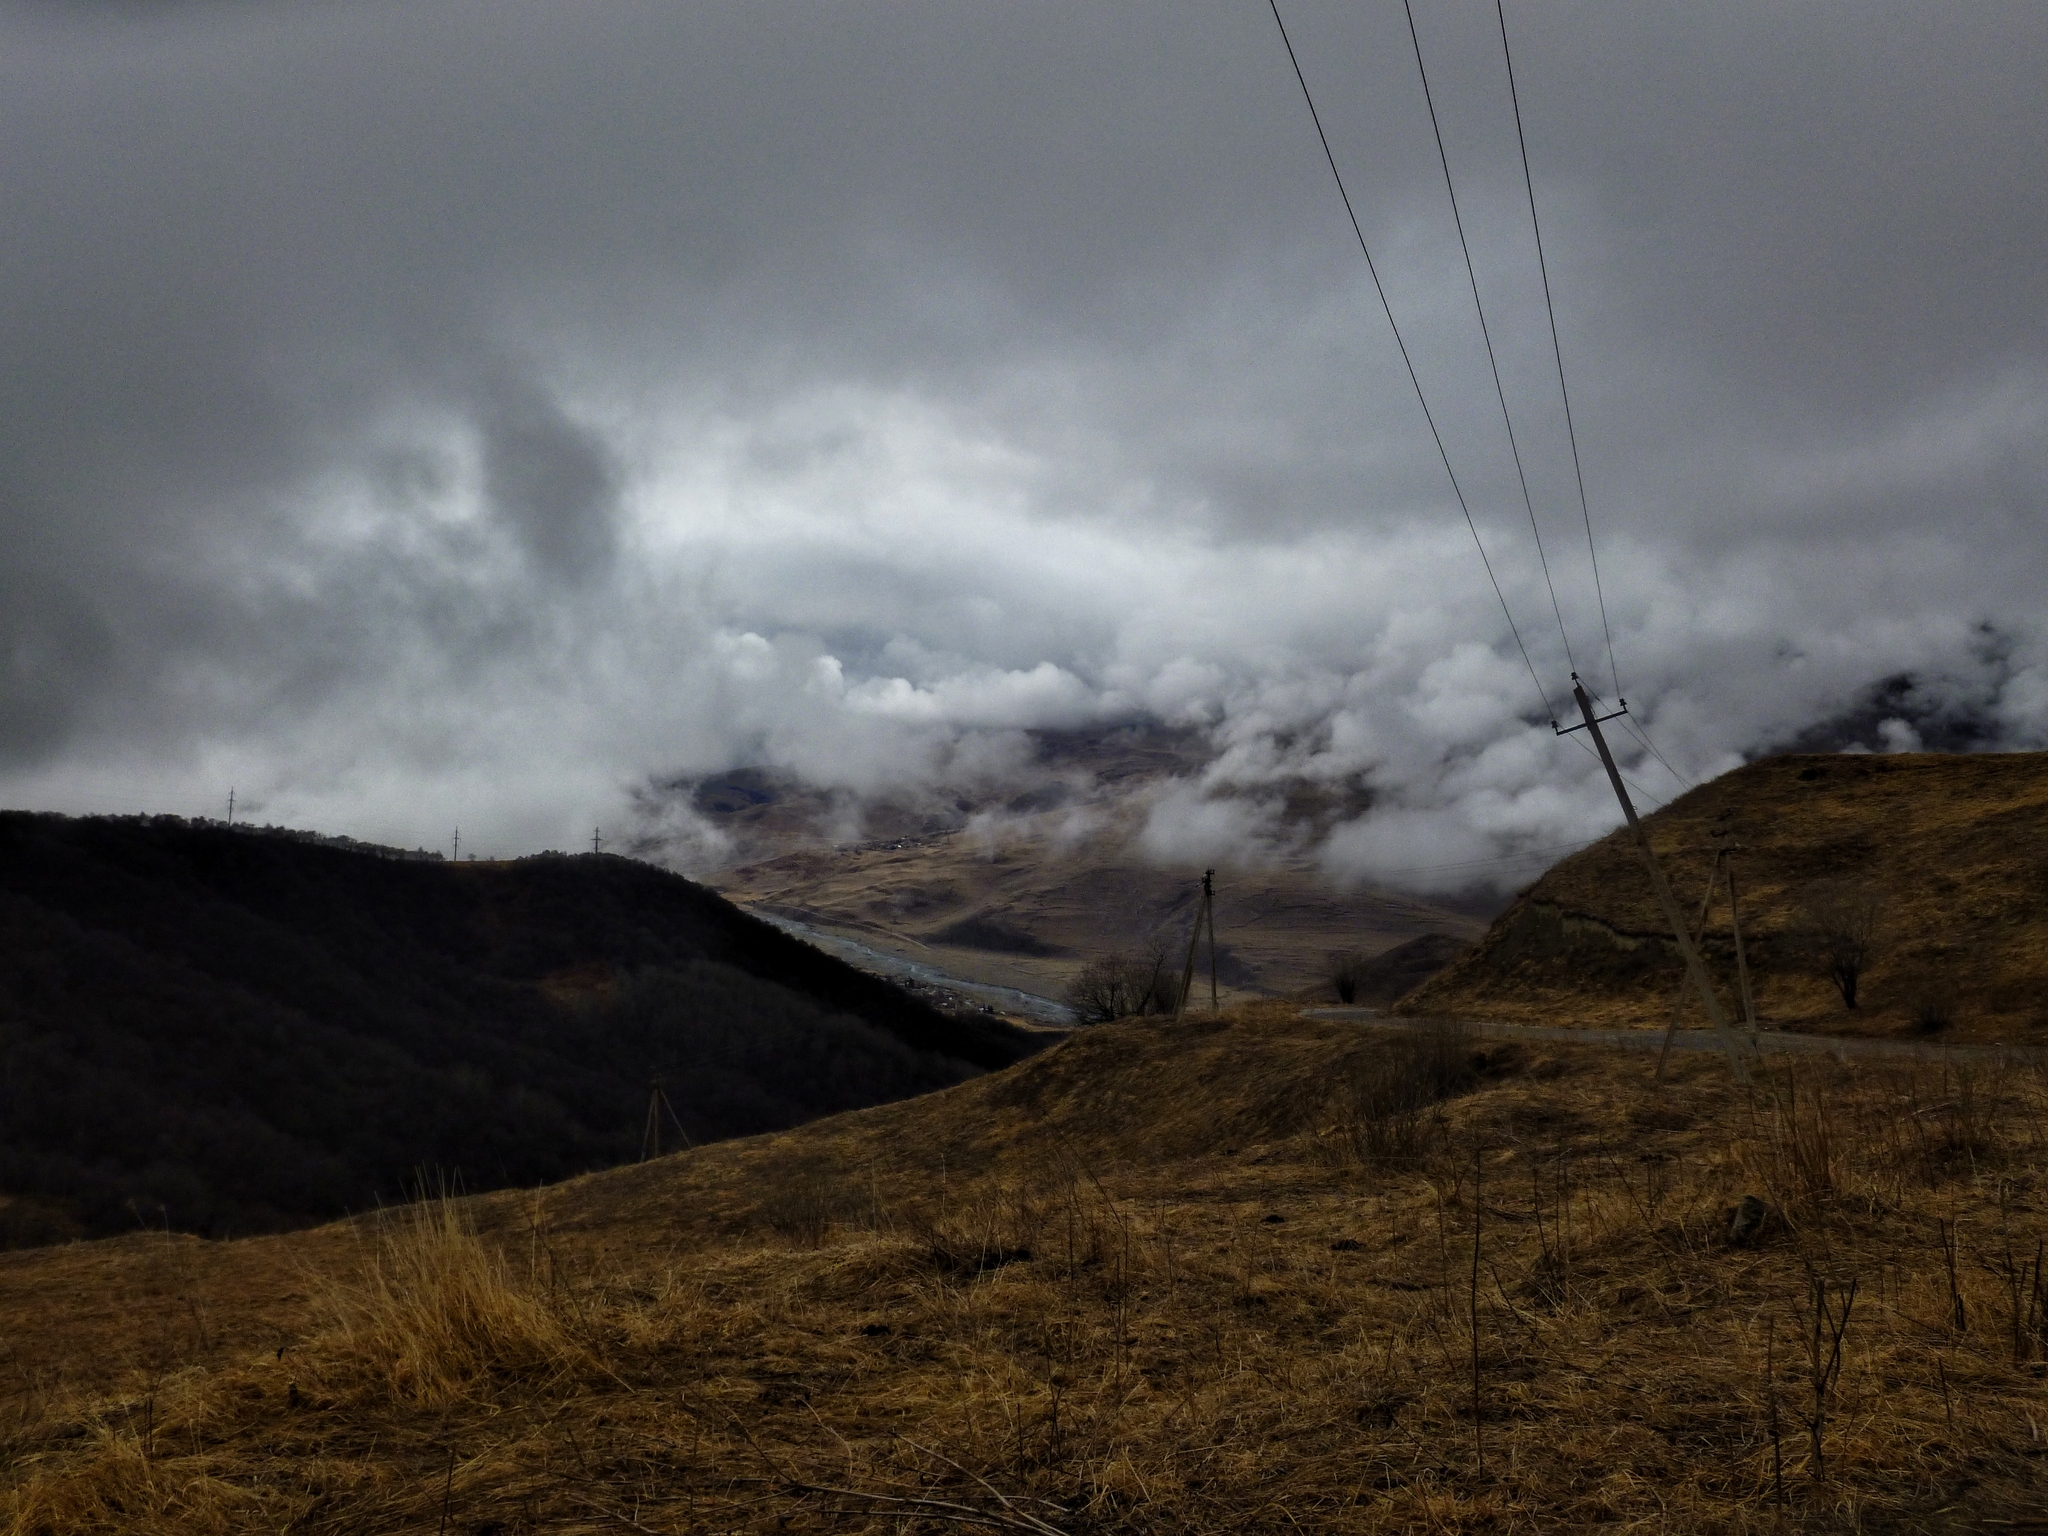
[[0, 813, 1041, 1244]]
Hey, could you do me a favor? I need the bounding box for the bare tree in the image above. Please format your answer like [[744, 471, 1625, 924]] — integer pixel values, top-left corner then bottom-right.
[[1064, 945, 1180, 1024], [1326, 949, 1369, 1005], [1798, 880, 1886, 1010]]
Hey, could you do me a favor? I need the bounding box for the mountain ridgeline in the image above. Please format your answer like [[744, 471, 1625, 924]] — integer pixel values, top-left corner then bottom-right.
[[0, 812, 1042, 1245]]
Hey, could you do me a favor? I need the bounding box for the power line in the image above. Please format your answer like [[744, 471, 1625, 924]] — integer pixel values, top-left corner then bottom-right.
[[1496, 0, 1621, 702], [1401, 0, 1576, 680], [1561, 726, 1669, 810], [1616, 713, 1694, 792], [1265, 0, 1555, 727]]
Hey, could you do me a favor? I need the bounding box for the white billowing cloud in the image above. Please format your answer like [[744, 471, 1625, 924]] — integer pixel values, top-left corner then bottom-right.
[[843, 663, 1096, 731], [1139, 783, 1272, 868]]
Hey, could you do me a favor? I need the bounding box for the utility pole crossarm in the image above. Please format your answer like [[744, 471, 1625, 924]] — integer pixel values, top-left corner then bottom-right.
[[1569, 679, 1750, 1083]]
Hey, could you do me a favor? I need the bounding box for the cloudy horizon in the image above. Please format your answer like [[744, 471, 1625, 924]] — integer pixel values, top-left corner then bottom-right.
[[4, 0, 2045, 889]]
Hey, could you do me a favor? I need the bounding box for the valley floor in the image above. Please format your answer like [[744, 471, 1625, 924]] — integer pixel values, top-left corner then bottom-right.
[[5, 1007, 2047, 1532]]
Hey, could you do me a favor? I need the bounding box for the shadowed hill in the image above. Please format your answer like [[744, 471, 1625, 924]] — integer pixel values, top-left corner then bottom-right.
[[0, 812, 1040, 1244], [1403, 751, 2048, 1041]]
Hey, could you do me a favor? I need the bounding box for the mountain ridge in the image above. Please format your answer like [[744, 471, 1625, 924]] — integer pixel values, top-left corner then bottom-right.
[[0, 811, 1039, 1244]]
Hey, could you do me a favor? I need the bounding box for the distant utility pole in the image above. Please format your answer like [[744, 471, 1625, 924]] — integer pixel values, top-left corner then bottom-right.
[[640, 1078, 694, 1161], [1172, 869, 1220, 1023], [592, 826, 602, 855], [452, 826, 460, 862], [226, 787, 235, 825]]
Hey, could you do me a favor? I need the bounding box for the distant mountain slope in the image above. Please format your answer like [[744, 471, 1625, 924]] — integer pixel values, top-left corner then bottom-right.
[[0, 813, 1040, 1244], [1404, 752, 2048, 1041], [718, 834, 1486, 1003], [665, 726, 1488, 1004]]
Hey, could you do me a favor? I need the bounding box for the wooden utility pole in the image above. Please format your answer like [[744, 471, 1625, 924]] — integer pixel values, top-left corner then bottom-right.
[[1206, 869, 1219, 1013], [1562, 678, 1750, 1083], [1172, 870, 1218, 1023]]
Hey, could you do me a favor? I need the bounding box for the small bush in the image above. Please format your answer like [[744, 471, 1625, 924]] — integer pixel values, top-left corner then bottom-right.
[[1327, 950, 1369, 1005], [756, 1164, 843, 1248], [1331, 1017, 1477, 1167], [1065, 947, 1180, 1024], [1909, 991, 1955, 1035], [1797, 880, 1886, 1010]]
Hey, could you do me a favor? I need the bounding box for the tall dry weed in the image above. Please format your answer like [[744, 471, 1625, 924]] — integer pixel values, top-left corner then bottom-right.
[[310, 1195, 590, 1406], [1327, 1017, 1476, 1168]]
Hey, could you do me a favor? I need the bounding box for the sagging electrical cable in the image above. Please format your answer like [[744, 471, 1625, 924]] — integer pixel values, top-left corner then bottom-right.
[[1497, 0, 1695, 794], [1402, 0, 1577, 683], [1266, 0, 1556, 728], [1495, 0, 1622, 706]]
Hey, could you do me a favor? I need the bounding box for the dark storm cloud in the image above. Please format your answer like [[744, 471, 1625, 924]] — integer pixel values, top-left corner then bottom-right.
[[0, 0, 2044, 869], [480, 379, 620, 583]]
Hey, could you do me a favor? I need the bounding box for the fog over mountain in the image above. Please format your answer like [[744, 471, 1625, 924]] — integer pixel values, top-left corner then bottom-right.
[[4, 1, 2044, 892]]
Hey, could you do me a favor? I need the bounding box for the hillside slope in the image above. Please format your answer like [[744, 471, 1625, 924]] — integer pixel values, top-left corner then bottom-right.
[[0, 813, 1038, 1243], [3, 1008, 2044, 1531], [1405, 750, 2048, 1040]]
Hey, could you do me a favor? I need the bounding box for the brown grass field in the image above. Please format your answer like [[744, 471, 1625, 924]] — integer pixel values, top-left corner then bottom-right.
[[4, 1004, 2047, 1532]]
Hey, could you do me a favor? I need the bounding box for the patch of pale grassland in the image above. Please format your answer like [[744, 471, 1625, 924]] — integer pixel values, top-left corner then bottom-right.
[[4, 1013, 2047, 1533]]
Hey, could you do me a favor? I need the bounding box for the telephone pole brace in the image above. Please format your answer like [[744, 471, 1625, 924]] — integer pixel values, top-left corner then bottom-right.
[[1172, 869, 1220, 1024], [1557, 676, 1752, 1084]]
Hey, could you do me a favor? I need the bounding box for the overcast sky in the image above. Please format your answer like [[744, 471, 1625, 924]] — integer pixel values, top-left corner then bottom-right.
[[3, 0, 2044, 885]]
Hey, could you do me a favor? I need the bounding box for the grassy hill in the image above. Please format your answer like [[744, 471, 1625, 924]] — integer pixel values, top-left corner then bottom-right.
[[0, 812, 1039, 1245], [2, 1005, 2043, 1531], [1405, 751, 2048, 1042]]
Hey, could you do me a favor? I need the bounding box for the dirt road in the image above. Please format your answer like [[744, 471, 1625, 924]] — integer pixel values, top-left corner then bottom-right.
[[1302, 1007, 2047, 1064]]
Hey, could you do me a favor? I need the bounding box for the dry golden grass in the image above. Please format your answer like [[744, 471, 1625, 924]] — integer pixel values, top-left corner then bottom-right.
[[1412, 750, 2048, 1044], [5, 1008, 2048, 1532]]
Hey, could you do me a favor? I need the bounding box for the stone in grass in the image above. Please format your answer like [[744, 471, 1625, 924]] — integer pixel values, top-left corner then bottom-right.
[[1728, 1194, 1769, 1245]]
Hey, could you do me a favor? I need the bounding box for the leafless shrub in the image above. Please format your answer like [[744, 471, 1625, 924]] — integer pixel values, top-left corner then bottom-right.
[[756, 1164, 843, 1248], [1797, 1265, 1859, 1484], [1908, 989, 1955, 1035], [1330, 1018, 1477, 1167], [1797, 880, 1886, 1010], [904, 1181, 1047, 1277], [1326, 949, 1369, 1005], [1063, 945, 1179, 1024]]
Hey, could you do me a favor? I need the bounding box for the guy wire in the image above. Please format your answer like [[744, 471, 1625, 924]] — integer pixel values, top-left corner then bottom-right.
[[1266, 0, 1555, 726], [1497, 0, 1621, 702], [1403, 0, 1576, 683]]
